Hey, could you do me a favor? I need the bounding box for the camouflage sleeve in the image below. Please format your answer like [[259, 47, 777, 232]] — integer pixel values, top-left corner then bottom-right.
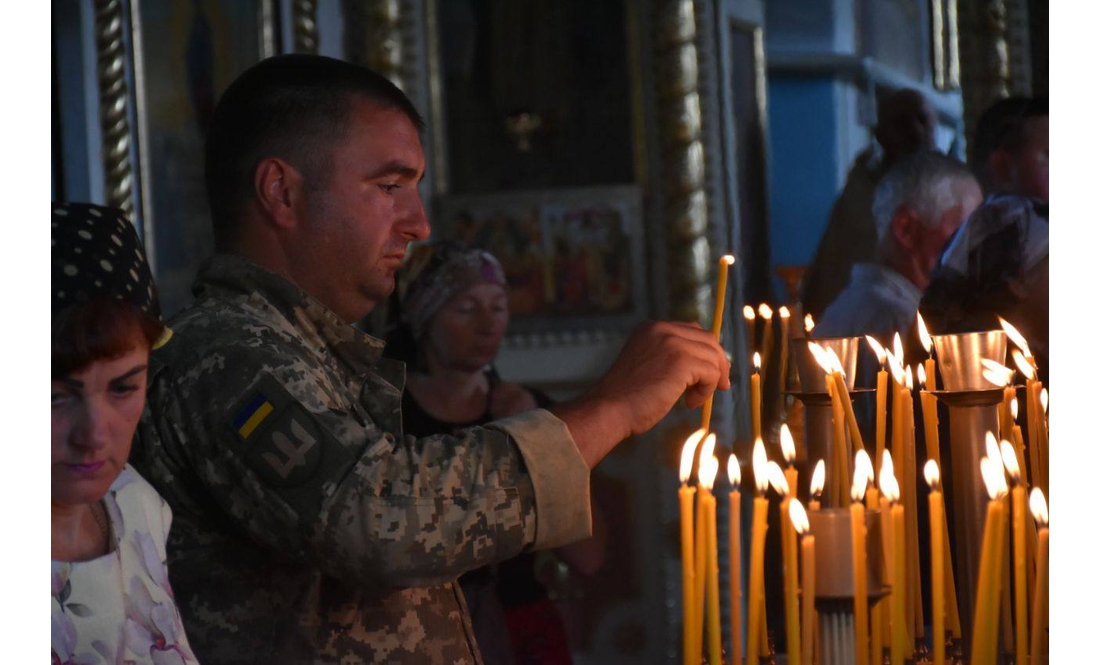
[[150, 342, 591, 589]]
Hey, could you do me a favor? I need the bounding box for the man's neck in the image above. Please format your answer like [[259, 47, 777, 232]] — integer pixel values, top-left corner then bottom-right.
[[884, 254, 928, 292]]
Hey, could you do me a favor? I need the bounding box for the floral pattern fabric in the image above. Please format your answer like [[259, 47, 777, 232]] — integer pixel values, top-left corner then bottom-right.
[[51, 466, 198, 664]]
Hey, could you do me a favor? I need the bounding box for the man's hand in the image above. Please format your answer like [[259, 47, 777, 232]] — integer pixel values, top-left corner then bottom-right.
[[550, 320, 731, 468]]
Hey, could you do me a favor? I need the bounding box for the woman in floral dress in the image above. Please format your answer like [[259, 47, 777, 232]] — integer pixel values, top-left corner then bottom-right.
[[51, 202, 198, 664]]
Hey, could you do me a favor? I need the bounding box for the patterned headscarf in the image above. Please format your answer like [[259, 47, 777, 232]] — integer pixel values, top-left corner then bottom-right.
[[398, 240, 507, 339], [52, 202, 169, 344]]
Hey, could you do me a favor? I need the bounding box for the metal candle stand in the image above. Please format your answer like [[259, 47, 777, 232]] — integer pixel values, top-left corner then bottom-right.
[[930, 330, 1008, 662]]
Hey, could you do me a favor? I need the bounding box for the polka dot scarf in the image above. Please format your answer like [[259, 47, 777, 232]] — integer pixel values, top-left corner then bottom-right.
[[51, 202, 163, 324], [398, 240, 507, 340]]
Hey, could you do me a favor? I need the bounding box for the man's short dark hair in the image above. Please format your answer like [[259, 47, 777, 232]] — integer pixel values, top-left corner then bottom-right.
[[972, 96, 1048, 180], [205, 54, 424, 248]]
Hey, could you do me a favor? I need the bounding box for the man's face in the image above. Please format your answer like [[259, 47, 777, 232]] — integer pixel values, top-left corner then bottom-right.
[[1007, 116, 1049, 203], [289, 99, 430, 322], [877, 92, 938, 161]]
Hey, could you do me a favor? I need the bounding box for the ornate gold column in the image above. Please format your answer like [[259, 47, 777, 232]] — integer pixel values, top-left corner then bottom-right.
[[344, 0, 405, 91], [94, 0, 135, 220], [292, 0, 319, 54], [654, 0, 711, 324]]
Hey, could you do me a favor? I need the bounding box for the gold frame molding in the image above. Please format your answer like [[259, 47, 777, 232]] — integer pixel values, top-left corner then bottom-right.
[[93, 0, 137, 224]]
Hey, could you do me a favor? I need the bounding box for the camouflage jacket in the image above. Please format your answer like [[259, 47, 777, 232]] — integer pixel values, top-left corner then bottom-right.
[[132, 255, 592, 664]]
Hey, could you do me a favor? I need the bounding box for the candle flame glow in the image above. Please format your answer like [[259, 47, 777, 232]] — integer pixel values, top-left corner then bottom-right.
[[999, 439, 1021, 484], [1011, 397, 1019, 421], [678, 429, 707, 483], [753, 352, 761, 371], [980, 456, 1008, 500], [880, 449, 894, 481], [768, 461, 789, 498], [721, 254, 736, 267], [810, 460, 825, 498], [1029, 488, 1048, 527], [743, 305, 756, 321], [753, 438, 769, 495], [923, 459, 941, 491], [780, 423, 796, 464], [790, 499, 811, 535], [916, 311, 933, 353], [893, 332, 905, 368], [980, 358, 1015, 387], [985, 431, 1004, 472], [904, 365, 914, 391], [852, 450, 872, 502], [728, 453, 742, 490], [826, 348, 846, 378], [804, 314, 815, 333], [1041, 388, 1048, 414], [758, 303, 773, 320], [865, 335, 888, 367], [880, 464, 901, 502], [998, 316, 1033, 359], [917, 363, 927, 388], [699, 433, 717, 469], [699, 455, 719, 491], [886, 350, 905, 384], [778, 305, 790, 319], [1012, 349, 1037, 381]]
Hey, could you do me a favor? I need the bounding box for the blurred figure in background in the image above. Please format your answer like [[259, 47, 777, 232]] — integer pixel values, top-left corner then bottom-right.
[[386, 240, 607, 665], [921, 97, 1049, 375], [801, 88, 940, 318]]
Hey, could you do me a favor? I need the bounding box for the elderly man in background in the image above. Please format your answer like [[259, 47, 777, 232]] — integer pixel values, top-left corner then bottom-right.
[[814, 151, 982, 341], [801, 88, 940, 318]]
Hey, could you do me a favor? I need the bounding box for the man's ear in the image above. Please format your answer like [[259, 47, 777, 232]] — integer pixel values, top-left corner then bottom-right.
[[890, 206, 921, 250], [254, 158, 303, 230]]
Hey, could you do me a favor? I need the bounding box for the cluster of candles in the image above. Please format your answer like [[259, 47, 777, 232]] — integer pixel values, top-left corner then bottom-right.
[[678, 257, 1050, 664]]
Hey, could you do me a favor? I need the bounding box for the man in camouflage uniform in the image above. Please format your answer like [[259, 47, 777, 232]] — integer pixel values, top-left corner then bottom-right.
[[134, 55, 730, 664]]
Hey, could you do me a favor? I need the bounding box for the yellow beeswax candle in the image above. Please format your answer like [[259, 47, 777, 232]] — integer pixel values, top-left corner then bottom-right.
[[759, 303, 775, 376], [1029, 489, 1048, 665], [826, 374, 850, 507], [752, 352, 762, 441], [881, 466, 911, 662], [791, 499, 814, 665], [971, 454, 1009, 665], [693, 434, 717, 661], [925, 461, 945, 665], [770, 462, 800, 665], [851, 451, 872, 665], [747, 439, 770, 665], [902, 368, 923, 641], [917, 311, 936, 392], [779, 306, 791, 398], [729, 456, 743, 665], [678, 430, 705, 664], [864, 335, 890, 472], [809, 459, 825, 511], [700, 457, 722, 665], [700, 255, 734, 432]]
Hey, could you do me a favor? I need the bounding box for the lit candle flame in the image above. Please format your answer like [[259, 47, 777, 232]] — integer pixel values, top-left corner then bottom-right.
[[916, 311, 933, 354], [852, 450, 872, 502], [722, 254, 736, 267], [678, 428, 707, 483], [826, 348, 846, 378], [807, 341, 831, 372], [804, 314, 815, 333], [886, 350, 905, 384], [880, 463, 900, 502], [699, 432, 717, 470], [700, 455, 719, 491], [984, 431, 1004, 472], [768, 461, 789, 498], [904, 365, 914, 391], [893, 332, 905, 368], [999, 439, 1021, 484], [758, 303, 773, 320], [865, 335, 888, 368], [810, 459, 825, 498], [980, 456, 1008, 500], [753, 352, 761, 372], [1040, 388, 1048, 414], [789, 498, 810, 535], [728, 453, 742, 490], [778, 305, 790, 319], [998, 316, 1033, 359], [1010, 397, 1019, 421], [743, 305, 756, 322], [980, 358, 1015, 387], [880, 449, 894, 481], [780, 423, 796, 464], [923, 459, 941, 491], [753, 438, 769, 495], [917, 363, 927, 389], [1029, 488, 1048, 527], [1012, 349, 1037, 381]]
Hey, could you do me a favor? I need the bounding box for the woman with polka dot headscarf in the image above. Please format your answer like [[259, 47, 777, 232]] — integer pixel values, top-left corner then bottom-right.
[[51, 202, 199, 663]]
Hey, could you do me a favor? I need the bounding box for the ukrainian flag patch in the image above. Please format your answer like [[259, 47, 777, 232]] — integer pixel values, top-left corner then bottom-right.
[[234, 393, 274, 440]]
